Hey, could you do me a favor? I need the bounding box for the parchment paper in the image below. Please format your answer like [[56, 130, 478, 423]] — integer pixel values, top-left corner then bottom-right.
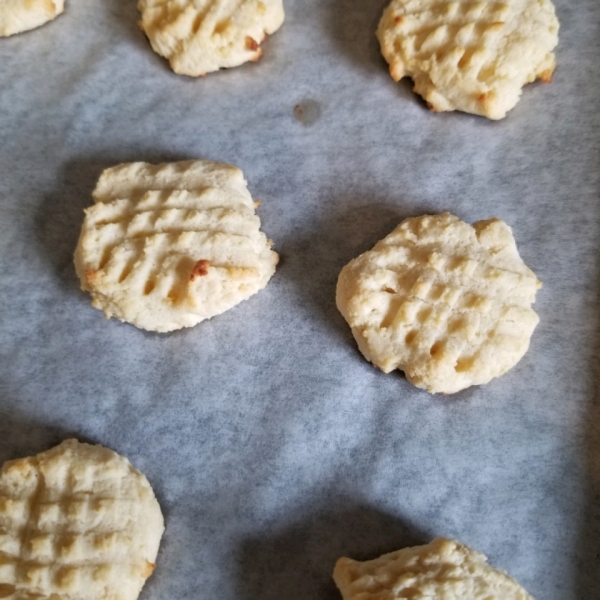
[[1, 1, 599, 598]]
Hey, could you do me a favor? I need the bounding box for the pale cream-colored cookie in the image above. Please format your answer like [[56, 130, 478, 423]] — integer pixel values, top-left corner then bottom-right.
[[138, 0, 285, 76], [336, 213, 541, 394], [0, 439, 164, 600], [75, 160, 278, 332], [0, 0, 65, 37], [377, 0, 559, 119], [334, 537, 534, 600]]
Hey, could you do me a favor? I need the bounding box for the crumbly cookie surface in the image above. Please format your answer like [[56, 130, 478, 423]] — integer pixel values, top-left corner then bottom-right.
[[0, 439, 164, 600], [75, 160, 278, 332], [333, 537, 534, 600], [0, 0, 65, 37], [377, 0, 559, 119], [138, 0, 285, 76], [336, 213, 541, 394]]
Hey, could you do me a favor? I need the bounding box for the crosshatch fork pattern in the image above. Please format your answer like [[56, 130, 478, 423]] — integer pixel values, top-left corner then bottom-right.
[[138, 0, 285, 76], [377, 0, 559, 118], [391, 0, 511, 61], [0, 440, 163, 600], [333, 537, 535, 599], [74, 160, 278, 332], [336, 214, 541, 394]]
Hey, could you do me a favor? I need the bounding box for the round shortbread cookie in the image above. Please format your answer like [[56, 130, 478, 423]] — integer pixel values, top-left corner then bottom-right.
[[376, 0, 559, 119], [138, 0, 285, 76], [0, 0, 65, 37], [0, 439, 164, 600], [74, 160, 279, 332], [336, 213, 541, 394], [333, 537, 534, 600]]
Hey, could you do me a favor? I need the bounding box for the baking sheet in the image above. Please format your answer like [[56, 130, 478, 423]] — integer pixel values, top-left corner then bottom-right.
[[1, 1, 599, 598]]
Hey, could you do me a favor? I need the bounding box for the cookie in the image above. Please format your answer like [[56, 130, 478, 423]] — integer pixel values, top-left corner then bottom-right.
[[0, 0, 65, 37], [376, 0, 559, 119], [75, 160, 278, 332], [138, 0, 285, 76], [334, 537, 534, 600], [336, 213, 541, 394], [0, 439, 164, 600]]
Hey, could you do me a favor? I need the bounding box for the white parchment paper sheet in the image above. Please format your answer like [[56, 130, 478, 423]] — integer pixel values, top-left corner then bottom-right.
[[1, 1, 599, 598]]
